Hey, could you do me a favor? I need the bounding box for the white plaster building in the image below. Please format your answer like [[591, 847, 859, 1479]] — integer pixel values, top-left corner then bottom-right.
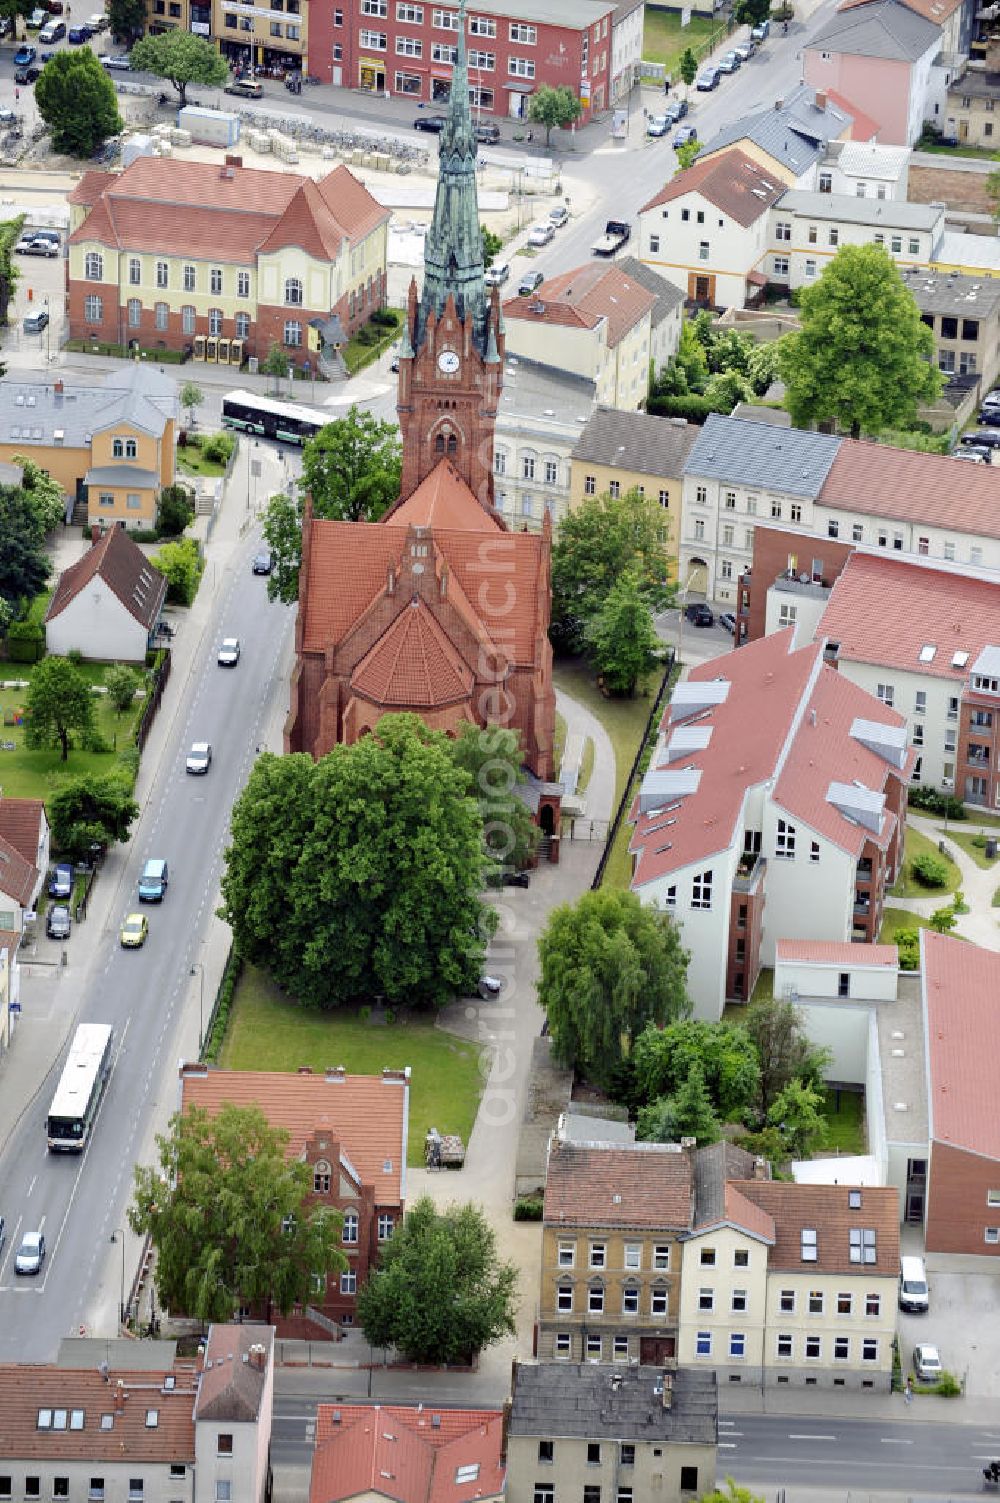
[[609, 0, 644, 102], [817, 139, 910, 200], [492, 356, 595, 531], [45, 524, 167, 664], [767, 193, 944, 290]]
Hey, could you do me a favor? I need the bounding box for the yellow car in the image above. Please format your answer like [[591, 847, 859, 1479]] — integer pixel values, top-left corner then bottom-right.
[[120, 912, 148, 948]]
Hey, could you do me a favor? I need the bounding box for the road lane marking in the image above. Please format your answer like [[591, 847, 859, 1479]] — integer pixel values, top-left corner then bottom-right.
[[788, 1434, 836, 1441], [26, 1175, 36, 1197], [880, 1438, 913, 1445], [719, 1443, 736, 1450]]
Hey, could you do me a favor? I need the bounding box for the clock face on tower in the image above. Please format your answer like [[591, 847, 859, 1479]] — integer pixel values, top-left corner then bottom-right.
[[437, 349, 460, 374]]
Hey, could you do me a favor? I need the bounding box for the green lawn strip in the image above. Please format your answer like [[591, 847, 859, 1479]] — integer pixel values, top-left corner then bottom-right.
[[917, 140, 1000, 162], [935, 826, 1000, 869], [890, 824, 961, 898], [176, 443, 229, 479], [993, 886, 1000, 909], [820, 1087, 865, 1155], [0, 661, 145, 801], [879, 906, 929, 943], [578, 736, 595, 795], [220, 963, 486, 1167], [749, 967, 775, 1005], [642, 8, 723, 72]]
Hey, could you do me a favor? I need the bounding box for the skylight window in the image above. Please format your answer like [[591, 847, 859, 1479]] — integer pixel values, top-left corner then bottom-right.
[[800, 1228, 818, 1262], [918, 644, 936, 663], [849, 1227, 877, 1264], [952, 651, 969, 669]]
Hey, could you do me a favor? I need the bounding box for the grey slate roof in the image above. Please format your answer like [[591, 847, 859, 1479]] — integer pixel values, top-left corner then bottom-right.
[[808, 0, 941, 61], [700, 84, 852, 179], [692, 1141, 757, 1227], [683, 413, 843, 497], [497, 355, 597, 429], [899, 265, 1000, 317], [616, 255, 685, 328], [776, 189, 943, 231], [572, 406, 697, 476], [509, 1363, 718, 1445], [0, 367, 176, 452]]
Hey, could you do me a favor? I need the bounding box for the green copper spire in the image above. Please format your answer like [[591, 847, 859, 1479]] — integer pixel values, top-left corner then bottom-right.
[[416, 0, 488, 352]]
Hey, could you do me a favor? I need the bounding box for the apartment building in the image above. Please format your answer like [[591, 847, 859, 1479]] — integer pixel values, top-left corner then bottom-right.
[[493, 357, 597, 531], [945, 68, 1000, 147], [309, 1405, 505, 1503], [767, 194, 943, 290], [616, 256, 685, 374], [802, 0, 943, 146], [817, 139, 910, 200], [901, 266, 1000, 386], [697, 85, 855, 189], [628, 630, 911, 1020], [501, 263, 656, 411]]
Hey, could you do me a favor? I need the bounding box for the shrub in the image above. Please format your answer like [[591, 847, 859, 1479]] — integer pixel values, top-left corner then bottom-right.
[[513, 1197, 544, 1221], [907, 785, 967, 820], [6, 620, 45, 663], [912, 852, 950, 888], [157, 483, 196, 538], [371, 307, 398, 328], [201, 432, 235, 466], [646, 393, 722, 424], [202, 949, 243, 1063], [116, 746, 141, 783], [936, 1370, 961, 1397], [67, 649, 84, 667], [895, 927, 921, 970]]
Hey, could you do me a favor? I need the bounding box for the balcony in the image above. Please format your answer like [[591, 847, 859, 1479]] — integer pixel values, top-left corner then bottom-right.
[[773, 571, 832, 601], [856, 858, 873, 879], [733, 854, 766, 894]]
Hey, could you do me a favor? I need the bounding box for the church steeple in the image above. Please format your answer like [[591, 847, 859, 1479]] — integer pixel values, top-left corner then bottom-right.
[[415, 0, 488, 355]]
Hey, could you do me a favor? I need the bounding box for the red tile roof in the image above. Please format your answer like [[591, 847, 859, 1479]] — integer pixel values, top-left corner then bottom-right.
[[0, 1364, 199, 1460], [46, 525, 166, 631], [818, 553, 1000, 683], [67, 169, 116, 206], [776, 939, 899, 967], [641, 148, 786, 227], [502, 262, 657, 349], [922, 931, 1000, 1161], [721, 1184, 777, 1242], [544, 1138, 693, 1229], [825, 87, 880, 139], [0, 833, 39, 906], [387, 459, 504, 532], [734, 1181, 900, 1274], [315, 164, 392, 241], [310, 1405, 505, 1503], [180, 1066, 409, 1205], [839, 0, 962, 19], [0, 797, 45, 869], [820, 440, 1000, 540], [195, 1326, 272, 1423], [351, 600, 474, 707]]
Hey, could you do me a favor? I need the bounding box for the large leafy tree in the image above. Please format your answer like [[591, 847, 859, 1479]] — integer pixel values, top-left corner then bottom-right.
[[36, 50, 123, 157], [632, 1019, 761, 1122], [220, 715, 495, 1008], [551, 487, 671, 655], [0, 484, 50, 607], [357, 1198, 517, 1364], [128, 32, 228, 107], [733, 0, 770, 25], [636, 1061, 721, 1146], [527, 84, 582, 145], [25, 657, 95, 761], [449, 720, 540, 872], [15, 456, 66, 532], [766, 1078, 827, 1160], [537, 889, 690, 1085], [740, 996, 830, 1119], [779, 244, 942, 438], [48, 773, 139, 861], [130, 1104, 345, 1324], [263, 407, 402, 604], [584, 569, 660, 697], [107, 0, 147, 41]]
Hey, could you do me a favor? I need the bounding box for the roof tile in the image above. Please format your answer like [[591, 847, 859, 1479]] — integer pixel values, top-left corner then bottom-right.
[[734, 1180, 900, 1273], [543, 1138, 693, 1229], [0, 797, 45, 868], [821, 443, 1000, 540], [503, 262, 656, 349], [46, 525, 167, 631], [776, 939, 899, 966], [310, 1404, 505, 1503], [922, 931, 1000, 1160], [642, 148, 786, 226], [350, 600, 474, 707]]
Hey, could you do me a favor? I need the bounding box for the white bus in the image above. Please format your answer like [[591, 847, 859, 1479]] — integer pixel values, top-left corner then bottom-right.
[[220, 389, 330, 446], [46, 1024, 114, 1152]]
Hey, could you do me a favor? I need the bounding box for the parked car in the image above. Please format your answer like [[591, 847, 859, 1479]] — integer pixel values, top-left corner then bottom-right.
[[23, 310, 49, 334], [474, 120, 500, 144], [527, 221, 555, 247], [217, 636, 241, 667], [15, 236, 56, 257], [503, 870, 531, 888], [695, 67, 720, 90], [718, 50, 741, 72], [67, 25, 92, 41], [719, 611, 737, 634], [734, 39, 756, 60], [518, 270, 544, 295], [977, 405, 1000, 424], [751, 16, 770, 39], [646, 113, 670, 137], [15, 1231, 45, 1275], [15, 65, 41, 83], [87, 11, 108, 28], [672, 124, 698, 147], [185, 741, 212, 775], [912, 1344, 942, 1382], [38, 20, 65, 41], [120, 912, 149, 948], [664, 98, 688, 124], [100, 51, 132, 68], [48, 864, 73, 900], [413, 113, 448, 132], [484, 263, 510, 287], [252, 550, 272, 574], [46, 905, 71, 940], [477, 975, 503, 999], [14, 44, 37, 64], [548, 204, 569, 227], [685, 602, 714, 627], [26, 7, 48, 26], [954, 447, 990, 464], [32, 229, 60, 245], [963, 427, 1000, 450]]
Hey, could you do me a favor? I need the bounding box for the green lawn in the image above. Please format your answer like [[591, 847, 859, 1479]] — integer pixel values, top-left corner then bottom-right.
[[936, 826, 1000, 870], [918, 139, 1000, 162], [176, 434, 233, 478], [750, 968, 775, 1005], [643, 7, 725, 73], [891, 825, 961, 898], [820, 1087, 865, 1155], [578, 736, 595, 795], [342, 311, 403, 376], [220, 963, 486, 1166], [0, 660, 146, 801], [879, 906, 929, 943], [553, 711, 567, 779]]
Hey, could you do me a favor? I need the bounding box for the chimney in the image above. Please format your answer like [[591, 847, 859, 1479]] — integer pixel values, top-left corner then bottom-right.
[[297, 1065, 313, 1075], [815, 89, 827, 110], [325, 1065, 346, 1082], [225, 153, 243, 168], [754, 1154, 769, 1180], [248, 1342, 268, 1372], [661, 1372, 674, 1410]]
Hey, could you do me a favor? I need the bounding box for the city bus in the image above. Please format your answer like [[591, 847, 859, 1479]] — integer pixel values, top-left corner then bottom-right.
[[46, 1023, 114, 1152], [220, 389, 330, 446]]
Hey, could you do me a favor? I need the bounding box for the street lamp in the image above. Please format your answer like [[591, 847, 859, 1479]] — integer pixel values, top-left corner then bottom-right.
[[190, 961, 205, 1054], [110, 1229, 126, 1328]]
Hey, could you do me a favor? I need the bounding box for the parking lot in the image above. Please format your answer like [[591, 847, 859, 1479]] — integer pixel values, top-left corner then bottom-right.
[[897, 1227, 1000, 1397]]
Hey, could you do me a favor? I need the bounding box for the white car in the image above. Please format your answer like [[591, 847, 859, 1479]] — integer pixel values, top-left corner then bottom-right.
[[217, 637, 240, 667], [527, 221, 555, 248], [912, 1343, 942, 1382], [185, 741, 212, 775], [100, 52, 132, 68], [484, 264, 510, 288], [87, 11, 109, 28], [15, 1231, 45, 1275]]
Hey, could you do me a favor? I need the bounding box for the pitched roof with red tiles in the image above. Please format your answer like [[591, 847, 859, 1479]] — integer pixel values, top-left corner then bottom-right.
[[310, 1404, 505, 1503], [0, 833, 39, 906], [351, 600, 474, 708], [734, 1181, 900, 1274], [386, 460, 504, 532], [0, 797, 45, 868], [67, 169, 116, 207], [818, 553, 1000, 683], [820, 439, 1000, 540], [316, 164, 392, 241], [543, 1138, 693, 1229], [776, 939, 899, 967], [722, 1184, 777, 1242], [641, 149, 786, 227], [922, 931, 1000, 1161], [180, 1065, 409, 1204], [195, 1325, 273, 1423], [0, 1364, 199, 1461], [46, 525, 167, 631], [824, 87, 881, 139], [502, 262, 657, 349]]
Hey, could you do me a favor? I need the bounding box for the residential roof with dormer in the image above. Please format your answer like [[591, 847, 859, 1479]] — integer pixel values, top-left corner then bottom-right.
[[642, 149, 786, 226], [310, 1404, 505, 1503], [733, 1181, 900, 1274], [697, 85, 854, 179], [502, 262, 656, 349], [46, 523, 167, 631], [0, 798, 45, 869]]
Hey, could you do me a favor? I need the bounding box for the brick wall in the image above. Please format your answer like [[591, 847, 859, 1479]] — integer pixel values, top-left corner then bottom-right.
[[926, 1139, 1000, 1255], [741, 526, 854, 644]]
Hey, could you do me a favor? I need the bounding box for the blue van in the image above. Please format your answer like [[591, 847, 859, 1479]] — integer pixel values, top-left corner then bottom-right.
[[138, 858, 168, 902]]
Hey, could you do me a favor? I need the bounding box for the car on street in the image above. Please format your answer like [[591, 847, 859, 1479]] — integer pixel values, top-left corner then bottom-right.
[[100, 52, 132, 68], [696, 67, 720, 90], [663, 98, 688, 123], [120, 912, 149, 948], [548, 204, 569, 227], [646, 113, 670, 137], [252, 550, 272, 574], [718, 50, 741, 72], [527, 221, 555, 247], [518, 270, 544, 295], [185, 741, 212, 775], [15, 65, 41, 83], [503, 870, 530, 887], [38, 20, 65, 41], [956, 444, 990, 464], [672, 124, 698, 147], [474, 120, 500, 144], [217, 636, 241, 667], [224, 77, 263, 96], [484, 263, 510, 287], [413, 113, 448, 132], [734, 39, 756, 60], [67, 25, 92, 41], [14, 44, 37, 63], [87, 11, 108, 28], [912, 1344, 942, 1382], [477, 975, 503, 999], [977, 404, 1000, 423], [15, 1231, 45, 1274], [751, 16, 770, 39], [685, 602, 714, 627], [719, 611, 737, 634], [48, 864, 73, 900], [15, 236, 57, 256], [27, 7, 48, 25], [963, 427, 1000, 450], [46, 905, 71, 940], [23, 311, 49, 334]]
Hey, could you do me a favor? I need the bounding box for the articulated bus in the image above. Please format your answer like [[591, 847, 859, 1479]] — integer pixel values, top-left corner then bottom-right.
[[46, 1023, 114, 1152], [220, 389, 330, 446]]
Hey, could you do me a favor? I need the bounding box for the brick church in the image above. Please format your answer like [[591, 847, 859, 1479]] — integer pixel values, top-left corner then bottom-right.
[[285, 18, 556, 782]]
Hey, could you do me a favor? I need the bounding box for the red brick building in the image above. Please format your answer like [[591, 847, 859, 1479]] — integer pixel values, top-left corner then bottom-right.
[[180, 1063, 409, 1338]]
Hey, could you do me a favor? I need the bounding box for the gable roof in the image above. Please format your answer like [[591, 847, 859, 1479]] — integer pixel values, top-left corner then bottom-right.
[[310, 1405, 505, 1503], [819, 439, 1000, 540], [0, 833, 39, 906], [0, 798, 45, 868], [808, 0, 941, 60], [571, 406, 697, 478], [544, 1137, 693, 1229], [350, 599, 474, 707], [921, 931, 1000, 1162], [642, 148, 785, 226], [194, 1326, 272, 1424], [386, 459, 504, 531], [46, 525, 167, 632], [697, 85, 853, 178], [179, 1065, 409, 1205], [691, 1142, 774, 1238], [615, 255, 685, 326], [502, 262, 656, 348], [683, 413, 842, 497], [0, 1363, 198, 1461], [734, 1180, 900, 1273]]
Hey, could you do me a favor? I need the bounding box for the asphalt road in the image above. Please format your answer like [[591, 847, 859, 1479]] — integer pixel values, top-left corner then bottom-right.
[[0, 535, 295, 1361]]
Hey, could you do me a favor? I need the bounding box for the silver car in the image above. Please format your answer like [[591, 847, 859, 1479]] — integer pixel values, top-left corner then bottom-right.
[[185, 741, 212, 775], [15, 1231, 45, 1274]]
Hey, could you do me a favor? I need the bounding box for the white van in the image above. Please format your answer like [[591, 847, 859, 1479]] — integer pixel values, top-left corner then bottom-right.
[[899, 1255, 929, 1312]]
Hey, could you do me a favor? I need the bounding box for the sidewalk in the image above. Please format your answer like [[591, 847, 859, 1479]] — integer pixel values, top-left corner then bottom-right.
[[889, 812, 1000, 952], [718, 1380, 1000, 1427], [554, 686, 615, 824]]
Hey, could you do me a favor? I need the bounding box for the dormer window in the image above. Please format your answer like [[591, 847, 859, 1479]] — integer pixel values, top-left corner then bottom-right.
[[801, 1228, 818, 1262]]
